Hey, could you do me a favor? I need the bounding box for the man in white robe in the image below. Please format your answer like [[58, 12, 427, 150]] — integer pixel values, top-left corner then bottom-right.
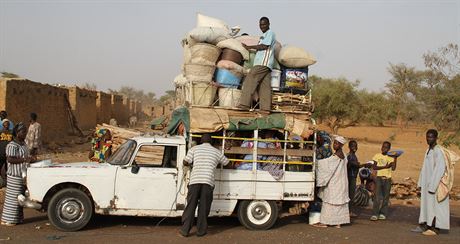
[[414, 129, 450, 235], [313, 135, 350, 228]]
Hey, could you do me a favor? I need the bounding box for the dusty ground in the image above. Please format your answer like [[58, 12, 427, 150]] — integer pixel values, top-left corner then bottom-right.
[[0, 124, 459, 243], [324, 125, 460, 189], [0, 198, 459, 243]]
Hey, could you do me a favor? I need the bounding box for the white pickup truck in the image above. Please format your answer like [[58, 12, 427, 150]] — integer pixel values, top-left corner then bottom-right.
[[20, 133, 315, 231]]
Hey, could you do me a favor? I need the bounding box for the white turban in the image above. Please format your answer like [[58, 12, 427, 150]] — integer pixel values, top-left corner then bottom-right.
[[334, 135, 347, 145]]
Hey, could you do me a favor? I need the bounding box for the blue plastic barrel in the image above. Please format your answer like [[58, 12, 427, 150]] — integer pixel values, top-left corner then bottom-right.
[[215, 68, 241, 88]]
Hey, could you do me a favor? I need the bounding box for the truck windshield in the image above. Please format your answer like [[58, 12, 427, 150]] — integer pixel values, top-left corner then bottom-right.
[[106, 140, 137, 165]]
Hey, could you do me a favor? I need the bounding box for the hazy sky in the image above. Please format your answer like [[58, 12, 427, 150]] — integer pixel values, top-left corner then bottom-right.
[[0, 0, 459, 96]]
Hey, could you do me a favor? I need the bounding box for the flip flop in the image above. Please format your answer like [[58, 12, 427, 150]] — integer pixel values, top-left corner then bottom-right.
[[312, 223, 328, 228], [422, 229, 437, 236]]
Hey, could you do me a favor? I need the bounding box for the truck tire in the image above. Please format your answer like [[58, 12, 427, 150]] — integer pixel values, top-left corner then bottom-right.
[[237, 200, 278, 230], [47, 188, 93, 231]]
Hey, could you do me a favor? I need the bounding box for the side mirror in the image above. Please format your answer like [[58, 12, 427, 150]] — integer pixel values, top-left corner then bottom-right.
[[131, 162, 140, 174]]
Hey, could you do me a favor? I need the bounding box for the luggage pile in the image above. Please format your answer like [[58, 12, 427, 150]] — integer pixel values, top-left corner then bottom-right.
[[174, 13, 317, 113]]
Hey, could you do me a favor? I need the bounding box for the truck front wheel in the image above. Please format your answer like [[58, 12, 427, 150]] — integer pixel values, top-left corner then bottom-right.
[[48, 188, 93, 231], [237, 200, 278, 230]]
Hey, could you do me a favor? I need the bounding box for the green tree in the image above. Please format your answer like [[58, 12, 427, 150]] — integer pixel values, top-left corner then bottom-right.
[[157, 90, 176, 105], [420, 44, 460, 148], [312, 77, 361, 134], [385, 63, 423, 126], [357, 90, 392, 126]]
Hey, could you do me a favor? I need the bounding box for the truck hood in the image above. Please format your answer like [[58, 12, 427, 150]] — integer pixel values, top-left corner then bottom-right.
[[30, 161, 111, 169]]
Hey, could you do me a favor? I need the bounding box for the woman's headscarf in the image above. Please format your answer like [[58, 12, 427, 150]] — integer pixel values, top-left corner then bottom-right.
[[12, 122, 26, 137]]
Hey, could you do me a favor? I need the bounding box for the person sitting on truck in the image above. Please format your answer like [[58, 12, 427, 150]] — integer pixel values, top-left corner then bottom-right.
[[313, 135, 350, 228], [260, 130, 284, 180], [235, 138, 267, 170], [238, 16, 276, 111], [180, 134, 229, 237]]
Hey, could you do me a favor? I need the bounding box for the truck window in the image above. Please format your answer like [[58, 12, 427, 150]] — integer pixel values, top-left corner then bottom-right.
[[107, 140, 136, 165], [134, 145, 177, 168]]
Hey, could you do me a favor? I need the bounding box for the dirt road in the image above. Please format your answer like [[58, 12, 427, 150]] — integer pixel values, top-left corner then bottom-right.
[[0, 197, 458, 243], [1, 124, 459, 243]]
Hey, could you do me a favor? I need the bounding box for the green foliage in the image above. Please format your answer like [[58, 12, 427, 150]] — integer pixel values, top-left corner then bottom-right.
[[356, 90, 392, 126], [385, 63, 424, 126], [312, 77, 361, 133], [419, 44, 460, 148], [157, 90, 176, 105]]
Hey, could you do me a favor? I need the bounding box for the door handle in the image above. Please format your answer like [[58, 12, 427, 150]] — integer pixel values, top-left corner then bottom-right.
[[163, 172, 177, 176]]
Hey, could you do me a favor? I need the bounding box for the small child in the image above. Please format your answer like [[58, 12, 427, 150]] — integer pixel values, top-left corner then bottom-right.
[[347, 140, 360, 217], [370, 141, 397, 221]]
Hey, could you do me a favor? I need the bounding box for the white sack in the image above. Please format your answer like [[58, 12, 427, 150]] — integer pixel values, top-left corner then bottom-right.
[[196, 13, 230, 31], [188, 27, 230, 45], [278, 45, 317, 68]]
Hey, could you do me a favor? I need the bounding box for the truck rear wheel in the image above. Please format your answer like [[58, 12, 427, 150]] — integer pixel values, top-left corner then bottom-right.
[[237, 200, 278, 230], [48, 188, 93, 231]]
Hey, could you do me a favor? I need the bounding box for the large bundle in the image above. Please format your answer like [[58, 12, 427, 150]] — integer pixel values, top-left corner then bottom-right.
[[174, 13, 318, 112], [278, 45, 317, 67]]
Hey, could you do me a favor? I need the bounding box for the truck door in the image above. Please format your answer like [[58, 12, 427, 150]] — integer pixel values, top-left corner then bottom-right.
[[114, 144, 178, 211]]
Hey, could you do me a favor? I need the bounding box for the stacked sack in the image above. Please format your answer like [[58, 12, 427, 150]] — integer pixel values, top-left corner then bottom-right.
[[174, 13, 318, 111], [214, 37, 249, 107], [176, 13, 246, 108]]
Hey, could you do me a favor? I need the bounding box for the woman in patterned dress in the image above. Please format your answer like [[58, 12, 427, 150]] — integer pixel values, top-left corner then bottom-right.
[[1, 122, 35, 226]]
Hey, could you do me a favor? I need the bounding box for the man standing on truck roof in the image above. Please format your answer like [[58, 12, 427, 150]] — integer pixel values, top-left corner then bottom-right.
[[180, 134, 229, 237], [238, 16, 276, 111]]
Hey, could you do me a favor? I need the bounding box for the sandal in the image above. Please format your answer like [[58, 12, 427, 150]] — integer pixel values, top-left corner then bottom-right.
[[1, 221, 16, 226], [422, 229, 437, 236], [312, 223, 328, 228]]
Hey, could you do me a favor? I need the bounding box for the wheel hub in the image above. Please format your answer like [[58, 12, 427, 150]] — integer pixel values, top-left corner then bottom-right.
[[58, 198, 84, 222], [252, 205, 268, 220]]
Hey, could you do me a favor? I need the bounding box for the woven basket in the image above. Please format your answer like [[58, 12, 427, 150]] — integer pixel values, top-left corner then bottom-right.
[[184, 64, 216, 82], [192, 82, 217, 106], [189, 43, 221, 65]]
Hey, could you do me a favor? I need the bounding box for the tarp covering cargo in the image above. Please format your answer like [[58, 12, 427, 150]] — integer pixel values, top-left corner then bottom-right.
[[228, 113, 285, 131], [167, 107, 314, 138]]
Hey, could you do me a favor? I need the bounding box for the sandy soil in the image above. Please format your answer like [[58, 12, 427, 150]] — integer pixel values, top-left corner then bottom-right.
[[0, 125, 459, 243], [323, 125, 460, 189], [0, 198, 458, 243]]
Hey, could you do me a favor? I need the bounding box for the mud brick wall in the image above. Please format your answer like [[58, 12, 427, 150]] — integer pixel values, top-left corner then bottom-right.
[[68, 87, 97, 130], [0, 78, 71, 142], [129, 100, 135, 116], [111, 94, 123, 124], [96, 91, 111, 124], [121, 97, 130, 125], [136, 101, 142, 115]]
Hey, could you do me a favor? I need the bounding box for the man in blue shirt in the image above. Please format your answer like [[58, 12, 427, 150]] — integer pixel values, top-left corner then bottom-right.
[[239, 17, 276, 111]]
